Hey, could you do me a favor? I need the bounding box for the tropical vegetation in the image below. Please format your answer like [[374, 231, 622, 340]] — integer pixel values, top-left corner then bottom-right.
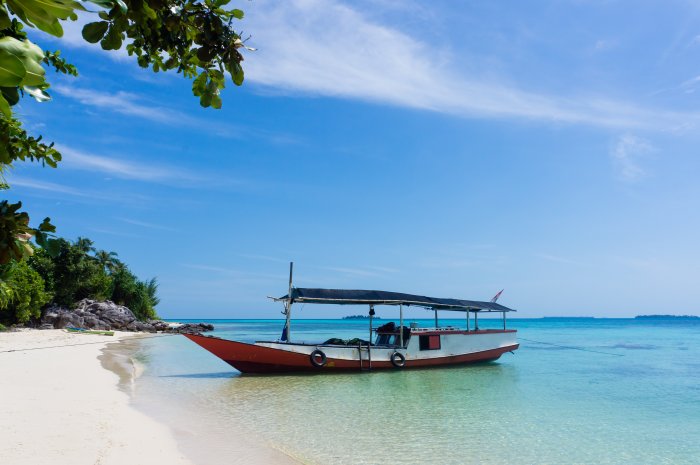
[[0, 1, 249, 319], [0, 235, 160, 327]]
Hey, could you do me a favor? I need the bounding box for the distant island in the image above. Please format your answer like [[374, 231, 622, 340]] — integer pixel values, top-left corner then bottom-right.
[[635, 315, 699, 320], [342, 315, 381, 320]]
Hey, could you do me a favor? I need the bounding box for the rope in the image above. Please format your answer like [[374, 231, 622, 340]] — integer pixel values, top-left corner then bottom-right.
[[0, 333, 179, 354], [519, 337, 624, 357]]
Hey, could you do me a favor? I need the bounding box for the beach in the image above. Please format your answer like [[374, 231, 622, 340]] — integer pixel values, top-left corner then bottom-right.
[[0, 329, 299, 465], [2, 319, 699, 465]]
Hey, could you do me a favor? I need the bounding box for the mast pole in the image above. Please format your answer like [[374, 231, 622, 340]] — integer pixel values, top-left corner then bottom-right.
[[399, 304, 404, 348], [286, 262, 293, 342]]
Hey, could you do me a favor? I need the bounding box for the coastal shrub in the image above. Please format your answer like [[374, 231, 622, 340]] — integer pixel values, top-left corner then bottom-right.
[[0, 323, 6, 331], [0, 261, 51, 324], [43, 239, 111, 306], [5, 235, 161, 323], [110, 268, 158, 321]]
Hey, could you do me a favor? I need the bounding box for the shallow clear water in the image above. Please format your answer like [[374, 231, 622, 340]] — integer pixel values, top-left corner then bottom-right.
[[128, 318, 700, 464]]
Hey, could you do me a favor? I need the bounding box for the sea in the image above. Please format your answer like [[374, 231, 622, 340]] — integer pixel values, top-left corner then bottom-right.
[[118, 317, 700, 465]]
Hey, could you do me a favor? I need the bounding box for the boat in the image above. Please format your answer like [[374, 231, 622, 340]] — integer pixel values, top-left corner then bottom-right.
[[184, 263, 519, 374], [65, 327, 115, 336]]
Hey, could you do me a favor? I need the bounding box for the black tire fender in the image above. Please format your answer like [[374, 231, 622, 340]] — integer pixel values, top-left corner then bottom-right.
[[309, 349, 327, 368], [390, 351, 406, 368]]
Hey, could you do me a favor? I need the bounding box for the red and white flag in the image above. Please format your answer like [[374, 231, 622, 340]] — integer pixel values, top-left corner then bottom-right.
[[490, 289, 504, 303]]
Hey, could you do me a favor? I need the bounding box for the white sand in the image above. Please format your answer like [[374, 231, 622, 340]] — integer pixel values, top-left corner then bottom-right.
[[0, 329, 300, 465]]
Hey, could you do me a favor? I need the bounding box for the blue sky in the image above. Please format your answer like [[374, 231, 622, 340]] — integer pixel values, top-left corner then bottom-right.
[[7, 0, 700, 318]]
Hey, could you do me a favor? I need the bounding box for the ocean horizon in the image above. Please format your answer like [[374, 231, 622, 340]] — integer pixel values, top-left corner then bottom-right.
[[118, 317, 700, 464]]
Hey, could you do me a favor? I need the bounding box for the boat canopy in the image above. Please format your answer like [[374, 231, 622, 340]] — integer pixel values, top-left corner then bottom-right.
[[273, 288, 516, 312]]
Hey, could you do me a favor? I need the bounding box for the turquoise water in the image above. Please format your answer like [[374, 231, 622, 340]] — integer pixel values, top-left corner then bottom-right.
[[127, 318, 700, 464]]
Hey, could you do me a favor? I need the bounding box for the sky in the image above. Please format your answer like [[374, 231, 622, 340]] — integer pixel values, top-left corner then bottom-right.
[[6, 0, 700, 318]]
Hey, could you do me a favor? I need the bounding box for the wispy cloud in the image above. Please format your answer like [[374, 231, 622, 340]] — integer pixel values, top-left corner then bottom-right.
[[59, 146, 200, 184], [320, 265, 398, 278], [7, 174, 151, 205], [610, 135, 653, 182], [53, 85, 190, 125], [51, 84, 298, 143], [116, 217, 178, 232], [182, 264, 284, 281], [89, 227, 141, 238], [535, 253, 585, 266], [241, 0, 700, 131], [49, 0, 700, 131], [9, 176, 90, 197], [238, 253, 289, 263]]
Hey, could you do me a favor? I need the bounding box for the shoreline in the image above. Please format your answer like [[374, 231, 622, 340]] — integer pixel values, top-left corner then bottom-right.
[[0, 329, 301, 465]]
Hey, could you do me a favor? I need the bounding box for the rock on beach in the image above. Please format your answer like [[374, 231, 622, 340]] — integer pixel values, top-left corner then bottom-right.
[[40, 299, 214, 334]]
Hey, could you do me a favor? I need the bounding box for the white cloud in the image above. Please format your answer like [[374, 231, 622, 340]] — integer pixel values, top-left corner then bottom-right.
[[48, 0, 700, 131], [116, 217, 178, 231], [9, 176, 90, 197], [53, 85, 188, 125], [7, 175, 150, 205], [58, 146, 197, 183], [610, 134, 652, 181], [51, 85, 268, 140], [241, 0, 700, 130]]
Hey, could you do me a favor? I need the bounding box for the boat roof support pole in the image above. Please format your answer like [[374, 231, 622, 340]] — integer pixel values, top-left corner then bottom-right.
[[434, 309, 439, 329], [466, 310, 470, 332], [475, 311, 479, 331], [286, 262, 293, 342], [368, 304, 374, 370], [503, 311, 506, 330], [399, 304, 404, 348]]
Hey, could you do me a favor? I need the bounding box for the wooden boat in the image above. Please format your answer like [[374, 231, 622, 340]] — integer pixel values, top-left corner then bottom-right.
[[65, 327, 115, 336], [184, 264, 518, 374]]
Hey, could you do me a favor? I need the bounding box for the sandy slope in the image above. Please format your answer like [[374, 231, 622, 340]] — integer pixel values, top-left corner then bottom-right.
[[0, 329, 303, 465], [0, 329, 193, 465]]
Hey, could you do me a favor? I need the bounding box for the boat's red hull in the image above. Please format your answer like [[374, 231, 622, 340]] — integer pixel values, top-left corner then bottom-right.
[[184, 334, 519, 374]]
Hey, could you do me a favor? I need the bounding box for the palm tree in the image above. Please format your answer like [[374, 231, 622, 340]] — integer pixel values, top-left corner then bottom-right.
[[145, 277, 160, 307], [94, 250, 119, 273], [74, 237, 95, 254]]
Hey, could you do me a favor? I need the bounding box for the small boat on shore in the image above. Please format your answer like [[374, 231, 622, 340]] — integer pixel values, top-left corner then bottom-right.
[[65, 327, 115, 336], [185, 264, 519, 374]]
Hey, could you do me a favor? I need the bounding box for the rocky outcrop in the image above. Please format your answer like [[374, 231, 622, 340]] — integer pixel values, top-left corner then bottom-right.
[[40, 299, 214, 334]]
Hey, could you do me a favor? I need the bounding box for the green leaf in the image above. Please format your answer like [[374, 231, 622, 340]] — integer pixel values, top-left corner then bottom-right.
[[1, 86, 20, 105], [0, 92, 10, 117], [0, 50, 26, 87], [231, 63, 244, 86], [0, 6, 12, 29], [100, 26, 123, 50], [89, 0, 127, 14], [199, 91, 212, 108], [6, 0, 65, 37], [232, 9, 244, 19], [0, 37, 46, 87], [82, 21, 109, 43], [38, 217, 56, 233]]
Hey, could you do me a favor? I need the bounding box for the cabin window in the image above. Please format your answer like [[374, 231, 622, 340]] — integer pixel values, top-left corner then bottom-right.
[[419, 335, 441, 350]]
